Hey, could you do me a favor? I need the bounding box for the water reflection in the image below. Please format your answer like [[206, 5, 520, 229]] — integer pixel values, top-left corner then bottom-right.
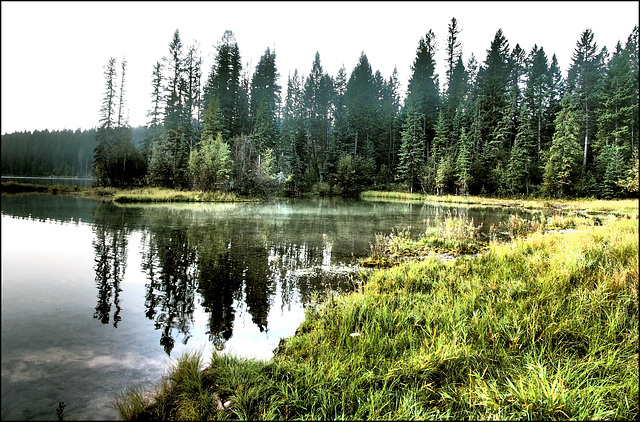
[[134, 205, 353, 355], [84, 198, 527, 356], [141, 224, 198, 355]]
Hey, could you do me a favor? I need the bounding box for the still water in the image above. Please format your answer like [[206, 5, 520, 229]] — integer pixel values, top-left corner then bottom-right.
[[1, 194, 527, 420]]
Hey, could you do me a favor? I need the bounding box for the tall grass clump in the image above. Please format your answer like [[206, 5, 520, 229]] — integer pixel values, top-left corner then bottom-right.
[[112, 188, 241, 203], [118, 213, 638, 420], [363, 213, 487, 268]]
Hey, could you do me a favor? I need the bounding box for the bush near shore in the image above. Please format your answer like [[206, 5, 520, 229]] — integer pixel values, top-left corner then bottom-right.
[[115, 208, 639, 421]]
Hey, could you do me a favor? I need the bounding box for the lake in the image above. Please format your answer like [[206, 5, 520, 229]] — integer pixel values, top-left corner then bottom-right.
[[1, 193, 528, 420]]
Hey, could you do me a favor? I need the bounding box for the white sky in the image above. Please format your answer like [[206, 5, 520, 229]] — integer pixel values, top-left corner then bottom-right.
[[1, 1, 638, 135]]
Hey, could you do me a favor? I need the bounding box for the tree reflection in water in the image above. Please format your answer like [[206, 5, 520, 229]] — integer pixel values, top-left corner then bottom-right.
[[92, 202, 131, 328], [141, 223, 197, 356], [92, 202, 355, 356]]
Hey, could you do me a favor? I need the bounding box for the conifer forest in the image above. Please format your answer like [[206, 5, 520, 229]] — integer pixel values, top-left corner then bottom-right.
[[2, 20, 638, 199]]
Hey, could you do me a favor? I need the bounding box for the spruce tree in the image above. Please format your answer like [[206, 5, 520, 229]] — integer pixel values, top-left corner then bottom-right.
[[397, 105, 425, 193], [455, 128, 472, 194], [567, 28, 606, 167], [406, 30, 440, 160], [543, 94, 581, 197], [345, 52, 378, 159]]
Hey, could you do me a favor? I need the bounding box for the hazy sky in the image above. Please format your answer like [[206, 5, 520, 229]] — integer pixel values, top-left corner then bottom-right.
[[1, 1, 638, 135]]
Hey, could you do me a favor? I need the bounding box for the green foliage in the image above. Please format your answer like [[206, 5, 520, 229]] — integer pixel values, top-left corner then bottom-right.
[[336, 154, 375, 197], [397, 105, 425, 193], [188, 133, 232, 191], [544, 95, 582, 197], [616, 153, 639, 194], [230, 135, 278, 197]]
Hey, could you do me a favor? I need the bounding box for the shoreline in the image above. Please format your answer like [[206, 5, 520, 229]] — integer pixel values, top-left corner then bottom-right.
[[113, 204, 639, 420]]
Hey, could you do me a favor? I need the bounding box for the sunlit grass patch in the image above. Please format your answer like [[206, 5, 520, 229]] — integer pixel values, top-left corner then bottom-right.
[[112, 187, 242, 203]]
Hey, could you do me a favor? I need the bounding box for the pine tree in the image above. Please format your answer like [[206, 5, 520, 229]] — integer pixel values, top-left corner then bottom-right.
[[524, 45, 549, 154], [281, 70, 307, 182], [201, 96, 223, 143], [625, 26, 639, 158], [475, 29, 511, 193], [431, 111, 447, 165], [250, 47, 281, 132]]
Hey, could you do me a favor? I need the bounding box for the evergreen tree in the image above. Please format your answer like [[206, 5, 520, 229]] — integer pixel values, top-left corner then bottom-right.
[[328, 65, 352, 175], [116, 57, 128, 129], [405, 30, 440, 160], [475, 29, 511, 193], [505, 103, 536, 194], [545, 54, 564, 151], [376, 67, 401, 175], [201, 96, 223, 143], [302, 52, 333, 181], [524, 45, 549, 154], [345, 52, 378, 159], [431, 111, 447, 166], [599, 143, 626, 198], [93, 57, 118, 186], [543, 94, 581, 197], [206, 30, 246, 139], [567, 28, 606, 167], [445, 56, 468, 148], [143, 61, 165, 165], [455, 128, 472, 194], [281, 70, 307, 183], [445, 17, 462, 90], [596, 41, 635, 157], [250, 47, 281, 132], [624, 26, 639, 157], [397, 105, 425, 193], [183, 42, 203, 144]]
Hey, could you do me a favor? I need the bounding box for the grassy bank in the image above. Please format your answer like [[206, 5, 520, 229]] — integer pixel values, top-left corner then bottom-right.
[[1, 182, 254, 203], [361, 190, 640, 217], [115, 209, 638, 420], [111, 187, 248, 203]]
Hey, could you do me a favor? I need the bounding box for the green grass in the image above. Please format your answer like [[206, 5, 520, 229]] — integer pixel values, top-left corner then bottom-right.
[[1, 181, 256, 203], [360, 190, 640, 218], [116, 210, 639, 420], [112, 187, 246, 203]]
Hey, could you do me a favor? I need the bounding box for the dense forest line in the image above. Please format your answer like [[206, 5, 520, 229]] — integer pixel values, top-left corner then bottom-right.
[[1, 127, 147, 177], [3, 19, 639, 198]]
